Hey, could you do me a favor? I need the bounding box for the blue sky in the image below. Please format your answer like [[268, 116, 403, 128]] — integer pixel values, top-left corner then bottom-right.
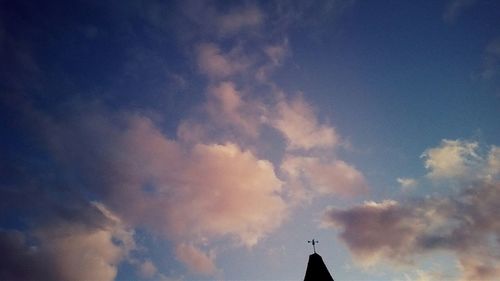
[[1, 0, 500, 280]]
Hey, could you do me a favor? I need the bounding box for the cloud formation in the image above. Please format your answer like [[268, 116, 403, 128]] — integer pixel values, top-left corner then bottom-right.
[[43, 108, 287, 273], [175, 243, 217, 276], [271, 96, 339, 150], [0, 0, 365, 278], [0, 202, 134, 281], [281, 156, 367, 200], [323, 140, 500, 280], [421, 139, 481, 180], [196, 43, 251, 79]]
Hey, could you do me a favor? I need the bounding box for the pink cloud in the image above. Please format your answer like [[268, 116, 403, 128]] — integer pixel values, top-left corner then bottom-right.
[[196, 43, 250, 79], [281, 156, 367, 200], [45, 109, 287, 272], [271, 96, 339, 150], [204, 81, 262, 137], [175, 243, 217, 276], [2, 1, 368, 279], [138, 260, 158, 279]]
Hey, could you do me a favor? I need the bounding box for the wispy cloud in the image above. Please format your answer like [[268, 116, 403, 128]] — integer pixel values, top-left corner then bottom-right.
[[196, 43, 251, 79], [271, 95, 339, 151], [281, 155, 367, 202], [175, 243, 217, 276], [397, 177, 417, 189], [214, 5, 263, 36], [443, 0, 477, 24], [480, 38, 500, 80]]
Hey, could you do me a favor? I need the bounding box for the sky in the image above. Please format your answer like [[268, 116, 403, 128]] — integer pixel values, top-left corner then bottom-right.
[[1, 0, 500, 280]]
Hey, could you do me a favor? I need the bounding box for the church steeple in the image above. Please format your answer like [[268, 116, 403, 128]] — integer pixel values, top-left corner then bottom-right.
[[304, 239, 334, 281]]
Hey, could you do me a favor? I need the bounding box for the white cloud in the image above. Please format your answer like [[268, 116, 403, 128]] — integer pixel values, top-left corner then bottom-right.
[[421, 139, 481, 180], [397, 177, 417, 188], [421, 139, 500, 183]]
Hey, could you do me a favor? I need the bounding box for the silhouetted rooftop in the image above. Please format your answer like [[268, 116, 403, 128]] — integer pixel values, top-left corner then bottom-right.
[[303, 253, 334, 281]]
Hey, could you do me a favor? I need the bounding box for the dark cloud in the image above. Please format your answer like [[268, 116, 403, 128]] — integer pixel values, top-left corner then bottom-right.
[[323, 181, 500, 280], [0, 202, 134, 281], [0, 230, 55, 281]]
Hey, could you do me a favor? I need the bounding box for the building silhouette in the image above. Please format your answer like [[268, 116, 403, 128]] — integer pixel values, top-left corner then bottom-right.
[[304, 239, 334, 281]]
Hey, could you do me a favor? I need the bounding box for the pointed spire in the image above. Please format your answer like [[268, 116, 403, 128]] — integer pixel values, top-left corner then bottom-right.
[[304, 239, 334, 281], [303, 253, 334, 281]]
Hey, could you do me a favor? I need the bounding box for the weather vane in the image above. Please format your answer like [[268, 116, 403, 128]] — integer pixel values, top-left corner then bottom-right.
[[308, 238, 318, 253]]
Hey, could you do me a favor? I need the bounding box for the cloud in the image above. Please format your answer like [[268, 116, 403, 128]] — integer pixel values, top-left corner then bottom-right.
[[175, 243, 217, 276], [36, 89, 362, 274], [271, 95, 339, 150], [204, 81, 262, 137], [479, 38, 500, 80], [322, 199, 422, 266], [264, 41, 288, 66], [0, 202, 134, 281], [42, 108, 287, 272], [443, 0, 476, 24], [180, 1, 263, 38], [196, 43, 250, 79], [215, 5, 263, 35], [421, 139, 481, 180], [281, 155, 367, 199], [255, 40, 290, 82], [0, 230, 53, 281], [323, 182, 500, 280], [404, 269, 457, 281], [486, 146, 500, 180], [421, 139, 500, 183], [138, 260, 158, 279], [397, 177, 417, 189], [0, 1, 365, 278], [323, 141, 500, 280]]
